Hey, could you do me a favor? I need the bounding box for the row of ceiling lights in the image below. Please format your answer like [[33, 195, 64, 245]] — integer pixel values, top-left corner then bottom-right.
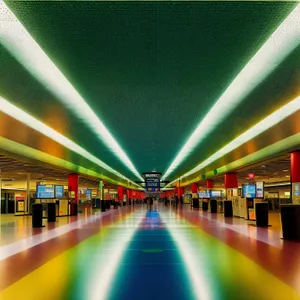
[[1, 3, 300, 185]]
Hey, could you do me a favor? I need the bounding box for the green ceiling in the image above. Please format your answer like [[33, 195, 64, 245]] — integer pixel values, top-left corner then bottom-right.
[[0, 1, 299, 183]]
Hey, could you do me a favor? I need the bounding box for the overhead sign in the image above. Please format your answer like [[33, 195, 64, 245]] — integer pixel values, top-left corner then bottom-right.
[[143, 172, 161, 193]]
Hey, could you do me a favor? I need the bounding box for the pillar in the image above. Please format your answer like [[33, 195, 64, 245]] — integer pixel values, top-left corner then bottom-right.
[[191, 183, 198, 193], [26, 173, 30, 215], [224, 173, 237, 217], [118, 186, 124, 204], [0, 170, 2, 215], [178, 187, 184, 197], [224, 173, 238, 189], [68, 174, 79, 203], [206, 179, 214, 189], [291, 151, 300, 204]]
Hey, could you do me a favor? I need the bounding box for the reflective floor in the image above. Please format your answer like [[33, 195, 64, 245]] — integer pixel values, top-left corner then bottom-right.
[[0, 205, 300, 300]]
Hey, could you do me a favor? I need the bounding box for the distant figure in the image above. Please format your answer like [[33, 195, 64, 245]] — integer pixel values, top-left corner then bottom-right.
[[150, 198, 153, 211], [153, 198, 158, 211]]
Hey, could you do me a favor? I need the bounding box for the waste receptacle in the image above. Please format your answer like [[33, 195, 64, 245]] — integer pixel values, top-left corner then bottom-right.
[[280, 204, 300, 240], [255, 202, 268, 227], [47, 203, 56, 222], [202, 200, 208, 211], [101, 200, 106, 212], [70, 203, 78, 216], [193, 198, 199, 209], [210, 199, 217, 213], [32, 203, 43, 228], [224, 200, 233, 217]]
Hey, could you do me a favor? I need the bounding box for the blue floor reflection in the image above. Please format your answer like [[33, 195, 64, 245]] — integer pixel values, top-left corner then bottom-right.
[[107, 210, 195, 300]]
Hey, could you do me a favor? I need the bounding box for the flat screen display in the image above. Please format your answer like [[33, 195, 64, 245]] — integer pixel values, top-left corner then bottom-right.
[[210, 190, 222, 198], [86, 189, 92, 200], [242, 184, 256, 198], [36, 185, 55, 199], [198, 191, 210, 198], [55, 185, 64, 198]]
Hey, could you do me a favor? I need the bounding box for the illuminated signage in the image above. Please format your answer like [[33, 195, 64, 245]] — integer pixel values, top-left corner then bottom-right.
[[144, 172, 161, 193]]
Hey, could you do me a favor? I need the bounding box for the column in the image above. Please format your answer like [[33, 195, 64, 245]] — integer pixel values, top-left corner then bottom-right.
[[26, 173, 30, 215], [191, 183, 199, 209], [224, 173, 238, 189], [224, 172, 237, 217], [291, 151, 300, 204], [178, 187, 184, 206], [0, 169, 2, 215], [206, 179, 214, 189], [118, 186, 124, 206], [68, 174, 79, 215], [99, 180, 105, 211], [128, 189, 133, 205], [68, 174, 79, 202]]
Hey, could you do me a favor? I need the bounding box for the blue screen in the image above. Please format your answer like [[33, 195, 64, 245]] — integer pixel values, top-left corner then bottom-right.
[[242, 185, 256, 198], [55, 185, 64, 198], [36, 185, 55, 199]]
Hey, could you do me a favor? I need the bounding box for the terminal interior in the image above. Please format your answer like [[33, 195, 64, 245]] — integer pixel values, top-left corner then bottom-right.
[[1, 1, 300, 300]]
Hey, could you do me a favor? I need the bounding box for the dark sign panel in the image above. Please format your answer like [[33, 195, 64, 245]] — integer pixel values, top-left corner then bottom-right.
[[143, 172, 161, 193]]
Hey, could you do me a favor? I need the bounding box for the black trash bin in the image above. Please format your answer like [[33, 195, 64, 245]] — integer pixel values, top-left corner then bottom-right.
[[255, 202, 269, 227], [224, 200, 233, 217], [47, 203, 56, 222], [193, 198, 199, 209], [202, 200, 208, 211], [32, 203, 43, 228], [280, 204, 300, 240], [101, 200, 106, 212], [70, 203, 78, 216], [210, 199, 217, 213]]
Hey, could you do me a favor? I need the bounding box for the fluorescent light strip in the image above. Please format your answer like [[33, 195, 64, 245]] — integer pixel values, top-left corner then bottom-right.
[[161, 4, 300, 181], [0, 96, 139, 187], [169, 96, 300, 184], [0, 2, 143, 181]]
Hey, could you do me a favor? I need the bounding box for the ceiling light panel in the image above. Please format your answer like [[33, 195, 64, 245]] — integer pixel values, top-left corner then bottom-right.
[[161, 4, 300, 180], [0, 2, 143, 181], [180, 96, 300, 180], [0, 96, 140, 187]]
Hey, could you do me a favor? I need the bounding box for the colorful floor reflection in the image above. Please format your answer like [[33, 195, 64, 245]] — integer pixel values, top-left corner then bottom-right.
[[0, 205, 300, 300]]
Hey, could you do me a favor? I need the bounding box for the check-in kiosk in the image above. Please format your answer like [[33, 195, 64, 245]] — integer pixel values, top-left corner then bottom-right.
[[35, 184, 69, 218], [242, 182, 265, 221]]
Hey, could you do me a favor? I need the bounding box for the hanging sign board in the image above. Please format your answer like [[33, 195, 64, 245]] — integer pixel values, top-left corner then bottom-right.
[[143, 172, 161, 193]]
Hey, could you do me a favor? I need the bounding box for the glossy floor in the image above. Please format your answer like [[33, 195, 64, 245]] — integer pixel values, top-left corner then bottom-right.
[[0, 205, 300, 300]]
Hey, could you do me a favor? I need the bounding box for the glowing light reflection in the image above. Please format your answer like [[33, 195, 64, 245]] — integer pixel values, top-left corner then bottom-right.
[[162, 4, 300, 180], [0, 2, 143, 181], [0, 96, 139, 187]]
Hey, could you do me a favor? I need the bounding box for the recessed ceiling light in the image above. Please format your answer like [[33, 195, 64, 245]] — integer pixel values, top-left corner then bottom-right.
[[283, 169, 289, 172], [286, 175, 290, 178], [261, 165, 266, 168]]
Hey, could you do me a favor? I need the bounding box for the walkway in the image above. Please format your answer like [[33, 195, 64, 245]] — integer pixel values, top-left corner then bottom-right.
[[0, 205, 300, 300]]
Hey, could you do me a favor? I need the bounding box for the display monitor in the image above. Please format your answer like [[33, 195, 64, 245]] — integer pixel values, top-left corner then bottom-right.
[[242, 184, 256, 198], [86, 189, 92, 200], [210, 190, 222, 198], [55, 185, 64, 198], [36, 185, 55, 199], [198, 191, 210, 198]]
